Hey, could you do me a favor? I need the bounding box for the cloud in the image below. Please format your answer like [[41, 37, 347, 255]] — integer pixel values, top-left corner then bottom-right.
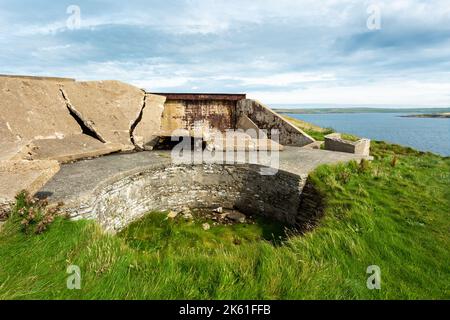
[[0, 0, 449, 106], [214, 72, 337, 87], [249, 80, 450, 106]]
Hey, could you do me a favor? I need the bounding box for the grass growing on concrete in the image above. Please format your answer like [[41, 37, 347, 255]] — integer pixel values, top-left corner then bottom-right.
[[283, 115, 334, 140], [0, 132, 449, 299]]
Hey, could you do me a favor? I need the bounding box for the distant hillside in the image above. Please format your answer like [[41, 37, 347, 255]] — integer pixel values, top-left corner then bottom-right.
[[400, 112, 450, 118], [273, 107, 450, 114]]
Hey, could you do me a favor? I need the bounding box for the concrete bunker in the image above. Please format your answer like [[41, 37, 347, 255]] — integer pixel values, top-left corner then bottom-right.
[[0, 74, 371, 231]]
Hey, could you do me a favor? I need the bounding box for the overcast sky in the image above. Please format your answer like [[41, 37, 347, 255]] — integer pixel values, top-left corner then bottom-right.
[[1, 0, 449, 107]]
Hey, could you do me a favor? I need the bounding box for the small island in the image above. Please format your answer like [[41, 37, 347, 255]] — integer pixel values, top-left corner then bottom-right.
[[401, 112, 450, 118]]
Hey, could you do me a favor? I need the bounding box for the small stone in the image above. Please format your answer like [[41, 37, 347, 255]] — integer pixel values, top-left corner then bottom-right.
[[183, 213, 193, 220], [167, 211, 178, 219], [180, 207, 191, 214], [213, 207, 223, 213], [202, 223, 211, 231], [226, 211, 246, 223]]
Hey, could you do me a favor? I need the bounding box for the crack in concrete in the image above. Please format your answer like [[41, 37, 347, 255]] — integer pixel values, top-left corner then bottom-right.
[[130, 90, 147, 150], [59, 87, 106, 143]]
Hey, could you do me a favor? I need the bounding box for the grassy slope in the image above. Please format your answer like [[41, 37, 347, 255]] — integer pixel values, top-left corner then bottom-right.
[[0, 125, 449, 299]]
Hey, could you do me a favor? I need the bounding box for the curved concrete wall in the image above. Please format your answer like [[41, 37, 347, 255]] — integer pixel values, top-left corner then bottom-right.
[[66, 163, 309, 233]]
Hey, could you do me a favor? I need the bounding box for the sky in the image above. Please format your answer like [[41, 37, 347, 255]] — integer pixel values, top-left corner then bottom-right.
[[0, 0, 450, 107]]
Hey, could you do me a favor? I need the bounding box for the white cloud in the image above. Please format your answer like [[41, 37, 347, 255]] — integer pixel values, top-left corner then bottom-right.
[[215, 72, 336, 87], [248, 80, 450, 106], [1, 0, 450, 106]]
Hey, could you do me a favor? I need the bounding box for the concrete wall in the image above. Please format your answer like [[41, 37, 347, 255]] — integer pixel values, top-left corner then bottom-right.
[[324, 133, 370, 156], [65, 163, 310, 233], [237, 99, 315, 147]]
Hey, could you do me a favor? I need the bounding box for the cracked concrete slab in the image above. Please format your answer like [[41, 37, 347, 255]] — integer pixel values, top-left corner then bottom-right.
[[0, 117, 30, 161], [0, 160, 60, 215], [132, 93, 166, 150], [0, 77, 82, 142], [23, 135, 123, 163], [60, 80, 146, 151]]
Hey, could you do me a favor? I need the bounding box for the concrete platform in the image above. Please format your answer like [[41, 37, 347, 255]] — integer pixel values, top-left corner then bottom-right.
[[35, 148, 369, 232], [38, 147, 368, 204]]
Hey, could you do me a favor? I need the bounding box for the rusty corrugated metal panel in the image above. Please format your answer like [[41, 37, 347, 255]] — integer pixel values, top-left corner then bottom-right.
[[159, 99, 238, 133], [151, 93, 246, 101]]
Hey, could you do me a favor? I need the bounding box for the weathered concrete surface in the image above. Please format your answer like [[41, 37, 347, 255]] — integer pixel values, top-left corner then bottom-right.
[[0, 118, 33, 161], [23, 135, 123, 163], [205, 131, 283, 151], [237, 99, 315, 147], [324, 133, 371, 156], [236, 114, 259, 131], [61, 80, 145, 151], [0, 77, 82, 142], [0, 74, 75, 82], [38, 148, 369, 232], [160, 99, 236, 135], [0, 160, 60, 216], [37, 152, 169, 203], [0, 77, 143, 162], [0, 141, 32, 161], [302, 141, 324, 150], [132, 93, 166, 150]]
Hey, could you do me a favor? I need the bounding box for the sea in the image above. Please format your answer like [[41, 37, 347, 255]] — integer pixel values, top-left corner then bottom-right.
[[286, 113, 450, 156]]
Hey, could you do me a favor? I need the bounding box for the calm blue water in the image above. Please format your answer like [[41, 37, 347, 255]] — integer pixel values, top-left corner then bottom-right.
[[287, 113, 450, 156]]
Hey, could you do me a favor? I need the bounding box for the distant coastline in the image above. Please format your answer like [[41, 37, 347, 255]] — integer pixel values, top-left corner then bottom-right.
[[400, 113, 450, 119], [273, 107, 450, 115]]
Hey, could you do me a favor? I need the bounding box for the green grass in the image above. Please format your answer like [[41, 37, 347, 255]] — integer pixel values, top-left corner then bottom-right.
[[283, 115, 334, 141], [0, 131, 449, 299]]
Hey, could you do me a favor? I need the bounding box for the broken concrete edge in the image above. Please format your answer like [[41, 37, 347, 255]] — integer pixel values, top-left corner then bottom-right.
[[0, 159, 60, 219], [131, 92, 167, 150], [324, 133, 371, 156], [237, 99, 316, 147], [37, 142, 123, 164], [2, 141, 35, 161], [130, 90, 147, 150], [59, 87, 107, 144]]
